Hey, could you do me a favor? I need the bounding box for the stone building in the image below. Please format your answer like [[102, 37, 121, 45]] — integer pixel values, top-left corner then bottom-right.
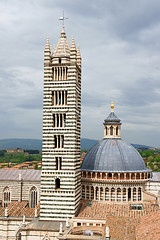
[[81, 103, 152, 203], [40, 25, 81, 221], [0, 26, 159, 240]]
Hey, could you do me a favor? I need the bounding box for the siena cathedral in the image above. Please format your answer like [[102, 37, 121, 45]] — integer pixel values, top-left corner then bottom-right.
[[0, 25, 160, 240]]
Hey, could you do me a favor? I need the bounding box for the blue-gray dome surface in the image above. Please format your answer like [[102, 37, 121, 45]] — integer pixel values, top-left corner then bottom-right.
[[81, 139, 149, 172]]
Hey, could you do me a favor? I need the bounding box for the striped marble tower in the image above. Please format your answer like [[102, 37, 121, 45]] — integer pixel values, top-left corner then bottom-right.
[[40, 26, 82, 221]]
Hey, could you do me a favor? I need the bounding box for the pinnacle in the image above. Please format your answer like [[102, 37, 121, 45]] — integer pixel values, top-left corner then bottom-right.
[[77, 44, 81, 58], [71, 36, 76, 51], [61, 25, 66, 38], [45, 37, 51, 51]]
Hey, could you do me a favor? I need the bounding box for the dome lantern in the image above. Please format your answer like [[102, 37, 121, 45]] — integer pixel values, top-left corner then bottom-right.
[[103, 102, 121, 139]]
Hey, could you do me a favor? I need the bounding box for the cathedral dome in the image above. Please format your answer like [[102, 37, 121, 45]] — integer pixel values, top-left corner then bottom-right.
[[81, 138, 149, 172], [81, 102, 150, 173]]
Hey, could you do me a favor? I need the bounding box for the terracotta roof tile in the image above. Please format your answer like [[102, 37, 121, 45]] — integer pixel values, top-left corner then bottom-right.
[[0, 201, 40, 218]]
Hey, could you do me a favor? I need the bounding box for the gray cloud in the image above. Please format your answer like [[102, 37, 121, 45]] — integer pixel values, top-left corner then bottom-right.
[[0, 0, 160, 147]]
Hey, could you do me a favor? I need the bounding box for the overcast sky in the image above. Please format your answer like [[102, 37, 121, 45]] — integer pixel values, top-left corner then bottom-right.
[[1, 0, 160, 147]]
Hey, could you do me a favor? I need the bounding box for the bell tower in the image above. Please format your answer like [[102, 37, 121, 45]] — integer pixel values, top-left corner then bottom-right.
[[40, 26, 82, 220]]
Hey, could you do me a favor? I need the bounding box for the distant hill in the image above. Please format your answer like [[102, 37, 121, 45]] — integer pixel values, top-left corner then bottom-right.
[[81, 138, 98, 150], [0, 139, 42, 150], [0, 138, 151, 151]]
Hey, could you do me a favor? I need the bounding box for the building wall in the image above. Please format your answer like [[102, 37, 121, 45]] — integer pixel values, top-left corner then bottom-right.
[[145, 181, 160, 197], [0, 180, 40, 206], [0, 218, 31, 240]]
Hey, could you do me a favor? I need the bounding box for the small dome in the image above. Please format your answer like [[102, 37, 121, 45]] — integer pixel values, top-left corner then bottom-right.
[[81, 138, 150, 172]]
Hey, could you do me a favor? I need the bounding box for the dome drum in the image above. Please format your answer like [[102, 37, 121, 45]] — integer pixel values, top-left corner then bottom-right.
[[81, 170, 152, 182]]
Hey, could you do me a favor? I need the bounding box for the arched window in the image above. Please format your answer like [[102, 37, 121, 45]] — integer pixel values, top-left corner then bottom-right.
[[110, 126, 113, 135], [107, 172, 112, 179], [30, 187, 38, 208], [18, 233, 21, 240], [128, 188, 131, 201], [3, 187, 11, 208], [55, 178, 60, 189], [116, 126, 118, 135]]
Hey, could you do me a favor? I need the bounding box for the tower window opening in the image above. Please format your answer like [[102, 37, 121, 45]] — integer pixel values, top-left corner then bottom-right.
[[56, 157, 58, 170], [52, 91, 67, 106], [55, 178, 60, 189], [59, 58, 61, 64], [53, 114, 55, 127], [53, 113, 66, 128], [60, 114, 62, 127], [59, 91, 61, 105], [64, 114, 66, 127], [106, 127, 108, 135], [52, 91, 54, 105], [62, 135, 64, 148], [55, 157, 62, 170], [54, 135, 64, 148], [116, 126, 118, 136], [110, 126, 113, 135]]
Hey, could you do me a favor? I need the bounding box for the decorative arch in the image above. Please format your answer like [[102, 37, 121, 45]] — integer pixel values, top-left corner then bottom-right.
[[83, 171, 86, 178], [110, 126, 113, 135], [136, 173, 140, 180], [88, 172, 91, 178], [97, 172, 100, 179], [107, 172, 112, 180], [30, 186, 38, 208], [131, 173, 135, 180], [120, 173, 124, 180], [15, 228, 22, 240], [3, 186, 11, 208], [102, 173, 106, 179], [113, 173, 118, 180]]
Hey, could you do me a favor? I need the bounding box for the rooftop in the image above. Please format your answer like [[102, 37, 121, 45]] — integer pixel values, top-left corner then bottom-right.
[[81, 139, 150, 172], [0, 169, 41, 181]]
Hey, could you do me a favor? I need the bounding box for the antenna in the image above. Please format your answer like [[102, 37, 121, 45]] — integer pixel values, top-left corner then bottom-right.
[[59, 10, 68, 26]]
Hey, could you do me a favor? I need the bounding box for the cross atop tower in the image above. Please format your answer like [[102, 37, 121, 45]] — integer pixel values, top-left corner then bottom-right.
[[59, 11, 68, 26]]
